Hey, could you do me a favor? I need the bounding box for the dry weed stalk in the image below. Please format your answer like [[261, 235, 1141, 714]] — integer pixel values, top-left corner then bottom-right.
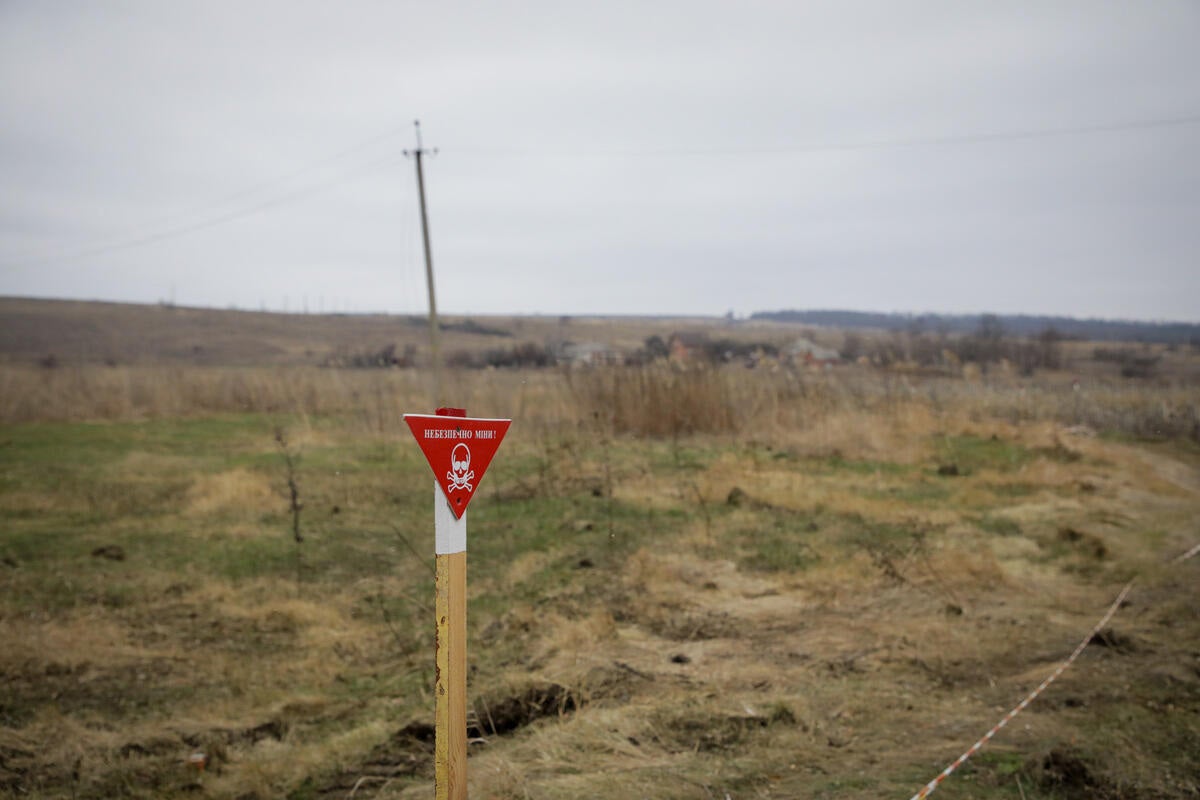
[[274, 427, 304, 544], [274, 426, 306, 590]]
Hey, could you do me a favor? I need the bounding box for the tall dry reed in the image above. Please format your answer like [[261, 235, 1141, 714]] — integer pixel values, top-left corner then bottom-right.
[[1, 364, 1195, 443]]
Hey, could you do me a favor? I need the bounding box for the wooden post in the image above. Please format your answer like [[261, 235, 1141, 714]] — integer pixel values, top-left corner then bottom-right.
[[434, 488, 468, 799], [405, 409, 511, 800]]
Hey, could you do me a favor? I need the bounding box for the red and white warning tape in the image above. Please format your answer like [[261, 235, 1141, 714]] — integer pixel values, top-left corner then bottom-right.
[[907, 581, 1134, 800]]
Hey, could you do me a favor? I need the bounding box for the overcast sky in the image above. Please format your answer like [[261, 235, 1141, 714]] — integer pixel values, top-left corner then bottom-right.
[[2, 2, 1198, 321]]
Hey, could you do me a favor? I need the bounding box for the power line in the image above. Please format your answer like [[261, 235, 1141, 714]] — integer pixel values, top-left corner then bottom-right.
[[4, 152, 407, 268], [182, 124, 413, 213], [451, 112, 1200, 158], [7, 110, 1197, 269], [4, 123, 413, 265]]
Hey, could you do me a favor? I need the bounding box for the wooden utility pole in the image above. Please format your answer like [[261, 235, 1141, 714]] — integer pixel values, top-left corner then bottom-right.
[[405, 119, 443, 407]]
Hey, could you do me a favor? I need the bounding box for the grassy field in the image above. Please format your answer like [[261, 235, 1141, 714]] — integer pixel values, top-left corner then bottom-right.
[[1, 303, 1198, 799]]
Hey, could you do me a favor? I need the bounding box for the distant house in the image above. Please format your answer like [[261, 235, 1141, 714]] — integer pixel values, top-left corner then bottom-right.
[[559, 341, 622, 366], [784, 337, 840, 367], [667, 332, 709, 362]]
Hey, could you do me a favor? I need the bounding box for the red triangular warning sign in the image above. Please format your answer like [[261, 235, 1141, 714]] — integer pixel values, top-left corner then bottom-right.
[[404, 414, 511, 519]]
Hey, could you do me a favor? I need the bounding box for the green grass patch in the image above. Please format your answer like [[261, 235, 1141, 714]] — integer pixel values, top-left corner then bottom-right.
[[839, 514, 925, 555], [935, 434, 1034, 474], [977, 515, 1022, 536], [862, 479, 952, 505], [986, 482, 1039, 498], [735, 515, 820, 573], [643, 439, 721, 472], [974, 749, 1028, 778], [472, 491, 681, 610], [820, 454, 909, 475]]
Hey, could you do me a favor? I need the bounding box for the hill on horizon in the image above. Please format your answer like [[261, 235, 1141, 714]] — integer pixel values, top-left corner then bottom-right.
[[2, 296, 1198, 370], [0, 296, 778, 368], [751, 309, 1200, 345]]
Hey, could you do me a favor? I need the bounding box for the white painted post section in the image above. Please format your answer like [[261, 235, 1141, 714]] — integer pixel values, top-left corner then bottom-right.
[[434, 483, 467, 556]]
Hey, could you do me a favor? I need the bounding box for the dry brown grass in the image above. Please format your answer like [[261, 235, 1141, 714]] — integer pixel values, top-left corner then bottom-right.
[[4, 362, 1196, 454], [184, 468, 277, 517], [2, 338, 1199, 798], [0, 364, 565, 427]]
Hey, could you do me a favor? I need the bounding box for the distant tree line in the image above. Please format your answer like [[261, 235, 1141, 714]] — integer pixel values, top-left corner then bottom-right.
[[402, 317, 513, 337], [843, 315, 1068, 375], [1092, 346, 1161, 379], [321, 319, 1163, 377], [323, 343, 418, 368], [626, 335, 779, 366], [752, 309, 1200, 345], [447, 343, 555, 369], [325, 341, 556, 369]]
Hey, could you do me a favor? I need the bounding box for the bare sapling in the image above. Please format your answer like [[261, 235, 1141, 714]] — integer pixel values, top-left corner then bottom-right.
[[274, 426, 305, 585]]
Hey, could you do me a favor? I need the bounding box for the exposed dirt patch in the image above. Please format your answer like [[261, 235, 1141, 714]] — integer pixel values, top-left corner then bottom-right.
[[471, 682, 579, 739], [621, 603, 742, 641], [649, 704, 794, 753], [726, 486, 777, 509], [1030, 747, 1116, 799], [0, 657, 184, 726], [314, 685, 581, 799], [90, 545, 126, 561], [315, 721, 435, 798], [1058, 526, 1109, 559], [1087, 626, 1139, 652]]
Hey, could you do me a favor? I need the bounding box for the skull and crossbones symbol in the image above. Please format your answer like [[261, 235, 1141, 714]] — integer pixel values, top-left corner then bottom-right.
[[446, 443, 475, 493]]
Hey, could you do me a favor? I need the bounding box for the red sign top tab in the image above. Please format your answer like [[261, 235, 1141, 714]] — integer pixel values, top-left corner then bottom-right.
[[404, 414, 511, 519]]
